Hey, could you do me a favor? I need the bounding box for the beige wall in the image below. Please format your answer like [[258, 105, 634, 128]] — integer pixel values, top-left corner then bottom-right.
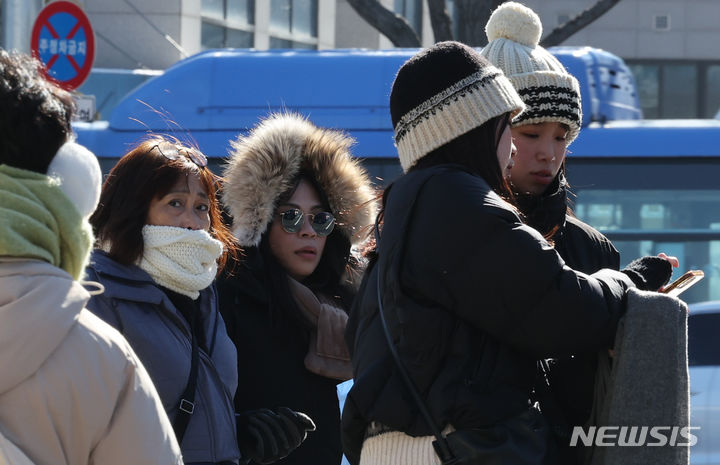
[[525, 0, 720, 60], [81, 0, 189, 68], [334, 0, 720, 61]]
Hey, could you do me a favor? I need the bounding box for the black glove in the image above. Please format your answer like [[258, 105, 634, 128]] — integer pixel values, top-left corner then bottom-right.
[[236, 407, 316, 464], [621, 256, 673, 291]]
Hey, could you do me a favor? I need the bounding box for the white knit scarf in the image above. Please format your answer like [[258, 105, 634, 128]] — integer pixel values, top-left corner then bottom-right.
[[139, 225, 224, 300]]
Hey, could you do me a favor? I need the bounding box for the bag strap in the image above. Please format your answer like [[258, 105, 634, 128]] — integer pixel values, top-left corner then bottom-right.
[[373, 168, 458, 464], [172, 309, 200, 445], [534, 359, 572, 442]]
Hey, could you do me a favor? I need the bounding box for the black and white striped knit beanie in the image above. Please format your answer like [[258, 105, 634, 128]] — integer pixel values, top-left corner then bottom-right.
[[480, 2, 582, 143], [390, 41, 525, 173]]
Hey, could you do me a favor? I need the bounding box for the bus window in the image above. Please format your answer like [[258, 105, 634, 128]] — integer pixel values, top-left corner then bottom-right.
[[568, 158, 720, 304]]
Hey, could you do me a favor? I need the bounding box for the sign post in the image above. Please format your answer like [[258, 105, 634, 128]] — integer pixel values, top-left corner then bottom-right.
[[30, 1, 95, 91]]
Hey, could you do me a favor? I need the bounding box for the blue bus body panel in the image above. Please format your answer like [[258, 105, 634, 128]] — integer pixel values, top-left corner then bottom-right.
[[571, 120, 720, 158], [107, 49, 413, 133], [75, 47, 674, 160]]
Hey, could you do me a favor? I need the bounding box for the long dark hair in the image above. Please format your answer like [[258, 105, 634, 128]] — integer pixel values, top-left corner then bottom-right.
[[255, 172, 358, 330], [90, 136, 238, 271], [410, 113, 514, 198], [366, 113, 515, 257]]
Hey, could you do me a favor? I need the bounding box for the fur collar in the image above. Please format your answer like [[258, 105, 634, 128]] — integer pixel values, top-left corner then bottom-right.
[[222, 113, 377, 247]]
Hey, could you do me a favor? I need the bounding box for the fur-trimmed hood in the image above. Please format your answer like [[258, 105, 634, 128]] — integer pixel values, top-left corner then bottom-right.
[[222, 113, 377, 247]]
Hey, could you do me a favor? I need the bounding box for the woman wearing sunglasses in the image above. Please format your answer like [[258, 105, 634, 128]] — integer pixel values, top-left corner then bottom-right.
[[217, 113, 377, 465], [84, 136, 315, 465]]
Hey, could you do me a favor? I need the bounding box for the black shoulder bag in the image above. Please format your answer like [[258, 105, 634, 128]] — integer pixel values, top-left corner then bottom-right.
[[373, 169, 550, 465]]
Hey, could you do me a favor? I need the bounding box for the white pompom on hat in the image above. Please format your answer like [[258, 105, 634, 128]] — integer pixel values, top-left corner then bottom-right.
[[481, 2, 582, 143], [485, 0, 543, 47], [47, 140, 102, 219]]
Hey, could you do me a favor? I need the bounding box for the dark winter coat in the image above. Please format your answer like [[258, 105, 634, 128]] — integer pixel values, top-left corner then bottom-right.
[[515, 174, 619, 275], [518, 174, 619, 418], [518, 175, 620, 465], [341, 164, 635, 465], [85, 250, 240, 465], [217, 249, 343, 465]]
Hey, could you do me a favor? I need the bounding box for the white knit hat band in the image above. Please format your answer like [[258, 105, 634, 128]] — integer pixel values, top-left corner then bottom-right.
[[394, 69, 525, 172]]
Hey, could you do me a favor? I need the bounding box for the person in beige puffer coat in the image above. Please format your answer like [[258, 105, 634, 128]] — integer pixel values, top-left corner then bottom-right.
[[0, 50, 182, 465]]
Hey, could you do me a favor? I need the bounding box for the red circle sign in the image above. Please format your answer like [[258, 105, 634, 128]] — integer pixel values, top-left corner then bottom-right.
[[30, 1, 95, 90]]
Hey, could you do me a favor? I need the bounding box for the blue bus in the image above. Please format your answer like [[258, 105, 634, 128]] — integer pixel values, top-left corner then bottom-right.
[[73, 47, 720, 304], [73, 45, 641, 177]]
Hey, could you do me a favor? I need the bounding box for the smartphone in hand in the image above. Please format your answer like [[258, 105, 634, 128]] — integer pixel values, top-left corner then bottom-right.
[[662, 270, 704, 297]]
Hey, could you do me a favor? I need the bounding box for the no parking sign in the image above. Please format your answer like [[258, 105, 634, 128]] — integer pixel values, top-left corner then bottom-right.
[[30, 1, 95, 90]]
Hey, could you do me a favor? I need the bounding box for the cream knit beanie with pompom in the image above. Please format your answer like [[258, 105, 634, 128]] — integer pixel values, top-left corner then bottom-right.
[[480, 2, 582, 143]]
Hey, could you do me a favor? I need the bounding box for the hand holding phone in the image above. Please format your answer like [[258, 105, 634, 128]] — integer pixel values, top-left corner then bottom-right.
[[662, 270, 704, 297]]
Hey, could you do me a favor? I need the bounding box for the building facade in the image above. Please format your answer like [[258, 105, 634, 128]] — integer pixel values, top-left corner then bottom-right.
[[1, 0, 719, 118]]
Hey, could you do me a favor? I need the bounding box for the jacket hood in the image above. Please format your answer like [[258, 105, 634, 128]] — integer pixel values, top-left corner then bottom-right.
[[0, 259, 88, 394], [221, 113, 377, 247]]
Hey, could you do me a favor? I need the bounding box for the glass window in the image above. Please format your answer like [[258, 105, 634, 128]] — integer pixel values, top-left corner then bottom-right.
[[575, 188, 720, 303], [705, 65, 720, 118], [269, 0, 317, 48], [271, 0, 292, 33], [227, 0, 254, 25], [654, 15, 670, 30], [269, 37, 316, 49], [202, 0, 225, 19], [628, 64, 659, 118], [292, 0, 317, 38], [688, 312, 720, 366], [610, 239, 720, 303], [626, 60, 720, 118], [576, 190, 720, 232], [269, 37, 292, 48], [226, 29, 253, 48], [201, 22, 226, 49], [201, 1, 255, 49], [663, 64, 697, 118]]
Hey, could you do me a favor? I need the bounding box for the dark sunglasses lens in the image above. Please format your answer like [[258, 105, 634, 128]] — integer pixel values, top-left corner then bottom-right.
[[311, 212, 335, 236], [280, 209, 303, 233]]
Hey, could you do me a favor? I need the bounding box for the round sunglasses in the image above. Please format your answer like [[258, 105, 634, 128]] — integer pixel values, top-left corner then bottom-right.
[[278, 208, 335, 236]]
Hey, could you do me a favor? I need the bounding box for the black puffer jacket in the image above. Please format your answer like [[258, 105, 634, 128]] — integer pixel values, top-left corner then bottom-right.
[[517, 174, 620, 464], [515, 174, 619, 274], [217, 249, 343, 465], [342, 165, 634, 464]]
